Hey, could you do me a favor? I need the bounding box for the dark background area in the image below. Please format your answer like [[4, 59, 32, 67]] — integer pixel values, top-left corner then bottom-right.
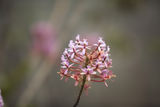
[[0, 0, 160, 107]]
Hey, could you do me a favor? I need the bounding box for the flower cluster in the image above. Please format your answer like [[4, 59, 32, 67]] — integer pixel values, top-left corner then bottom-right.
[[31, 22, 59, 59], [0, 89, 4, 107], [58, 35, 115, 92]]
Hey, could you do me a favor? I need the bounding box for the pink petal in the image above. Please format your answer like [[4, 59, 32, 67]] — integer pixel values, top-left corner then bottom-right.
[[104, 81, 108, 87], [87, 75, 91, 81], [74, 81, 79, 86]]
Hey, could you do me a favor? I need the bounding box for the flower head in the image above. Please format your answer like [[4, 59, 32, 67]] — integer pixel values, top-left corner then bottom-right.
[[0, 89, 4, 107], [31, 21, 59, 60], [58, 34, 115, 91]]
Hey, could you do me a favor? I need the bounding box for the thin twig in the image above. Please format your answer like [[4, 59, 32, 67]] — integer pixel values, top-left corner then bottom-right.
[[73, 75, 86, 107]]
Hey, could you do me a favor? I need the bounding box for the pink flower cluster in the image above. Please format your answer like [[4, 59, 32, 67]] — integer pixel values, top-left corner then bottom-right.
[[0, 89, 4, 107], [31, 22, 59, 59], [58, 35, 115, 91]]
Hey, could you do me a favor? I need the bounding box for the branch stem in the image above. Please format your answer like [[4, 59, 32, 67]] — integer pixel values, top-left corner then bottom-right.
[[73, 75, 86, 107]]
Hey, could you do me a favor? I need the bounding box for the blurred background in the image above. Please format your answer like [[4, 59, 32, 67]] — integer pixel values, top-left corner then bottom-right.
[[0, 0, 160, 107]]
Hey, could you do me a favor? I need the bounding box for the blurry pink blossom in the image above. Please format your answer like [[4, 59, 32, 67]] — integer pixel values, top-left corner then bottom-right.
[[58, 34, 115, 92], [31, 22, 59, 60], [0, 89, 4, 107]]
